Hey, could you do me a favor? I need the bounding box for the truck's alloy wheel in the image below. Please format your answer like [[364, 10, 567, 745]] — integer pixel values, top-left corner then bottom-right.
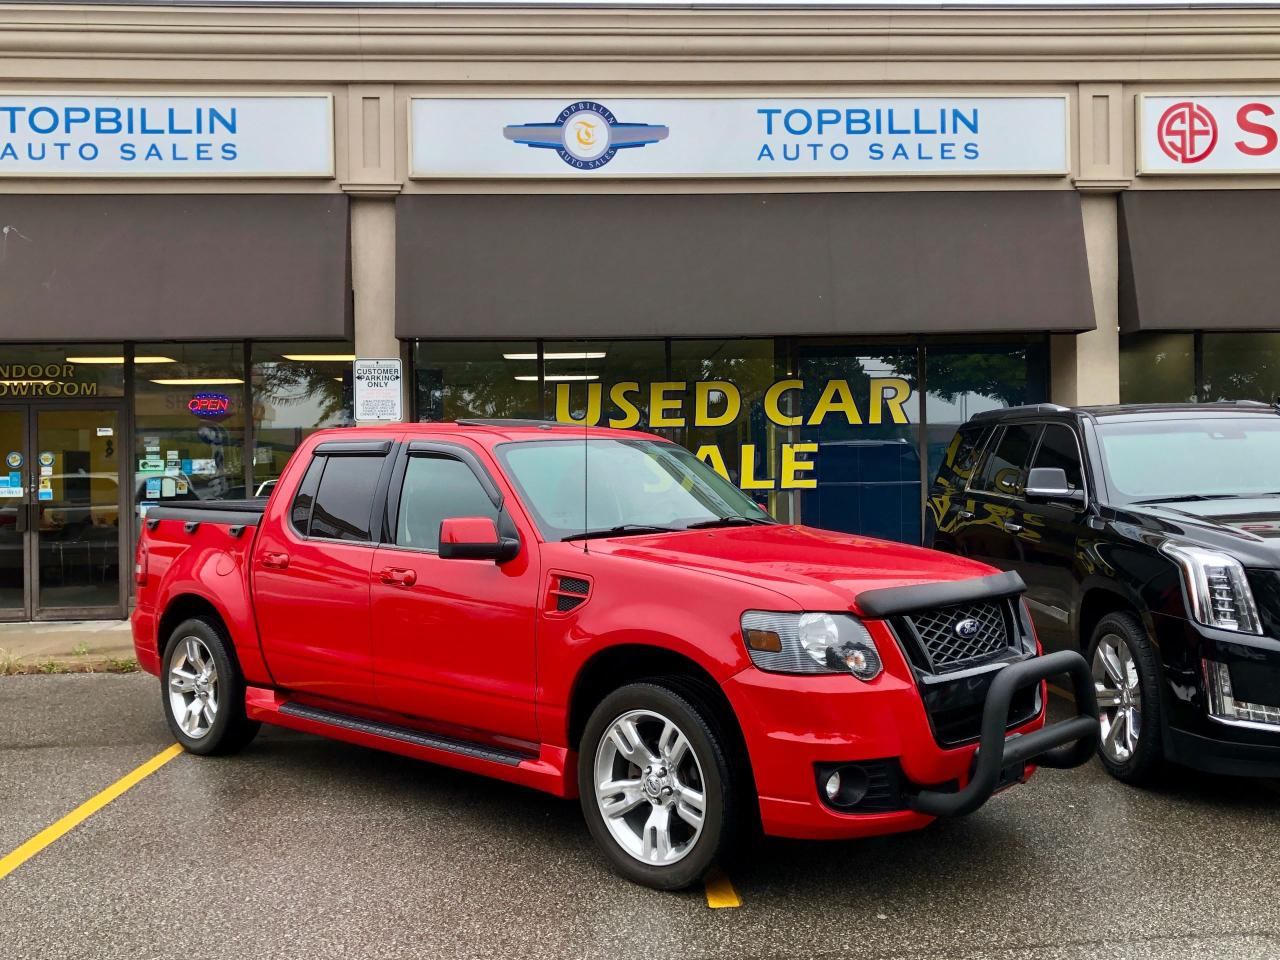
[[161, 618, 261, 756], [579, 682, 736, 889], [1088, 612, 1163, 786]]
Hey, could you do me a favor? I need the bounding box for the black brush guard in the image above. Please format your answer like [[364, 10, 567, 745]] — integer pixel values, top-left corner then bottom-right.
[[906, 650, 1100, 818]]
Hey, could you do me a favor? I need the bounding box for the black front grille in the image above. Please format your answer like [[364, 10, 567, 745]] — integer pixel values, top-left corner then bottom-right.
[[904, 600, 1014, 672]]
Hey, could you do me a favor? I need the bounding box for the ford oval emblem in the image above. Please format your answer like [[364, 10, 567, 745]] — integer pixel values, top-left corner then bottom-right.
[[953, 617, 980, 639]]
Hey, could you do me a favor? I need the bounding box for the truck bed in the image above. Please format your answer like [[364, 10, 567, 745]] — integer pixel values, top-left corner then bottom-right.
[[144, 498, 268, 527]]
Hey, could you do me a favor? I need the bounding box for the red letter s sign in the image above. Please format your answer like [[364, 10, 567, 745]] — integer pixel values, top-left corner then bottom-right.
[[1235, 103, 1279, 156]]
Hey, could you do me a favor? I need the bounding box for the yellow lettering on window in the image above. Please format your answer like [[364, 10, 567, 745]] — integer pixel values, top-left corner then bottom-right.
[[649, 382, 686, 428], [808, 380, 862, 426], [781, 443, 818, 489], [608, 381, 641, 429], [694, 444, 730, 481], [738, 444, 775, 489], [694, 381, 741, 428], [871, 377, 912, 425], [763, 380, 803, 427], [555, 382, 601, 425]]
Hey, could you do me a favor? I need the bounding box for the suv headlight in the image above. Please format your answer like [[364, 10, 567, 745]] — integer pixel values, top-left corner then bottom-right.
[[1161, 543, 1262, 635], [740, 611, 883, 681]]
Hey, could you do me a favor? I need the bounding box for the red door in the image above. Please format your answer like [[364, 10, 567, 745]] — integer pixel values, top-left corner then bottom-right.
[[253, 439, 396, 708], [370, 443, 540, 743]]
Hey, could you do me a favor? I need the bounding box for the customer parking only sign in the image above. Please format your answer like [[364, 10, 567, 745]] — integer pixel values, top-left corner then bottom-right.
[[0, 94, 333, 177], [410, 96, 1068, 178]]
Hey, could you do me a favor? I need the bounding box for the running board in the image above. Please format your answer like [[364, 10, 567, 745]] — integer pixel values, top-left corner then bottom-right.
[[278, 701, 526, 767]]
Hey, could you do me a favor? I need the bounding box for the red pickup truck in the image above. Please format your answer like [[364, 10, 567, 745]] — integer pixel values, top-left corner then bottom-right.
[[132, 420, 1099, 889]]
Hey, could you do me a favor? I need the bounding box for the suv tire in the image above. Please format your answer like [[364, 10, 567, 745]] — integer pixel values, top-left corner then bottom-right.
[[161, 617, 260, 756], [1087, 611, 1163, 786], [579, 681, 737, 890]]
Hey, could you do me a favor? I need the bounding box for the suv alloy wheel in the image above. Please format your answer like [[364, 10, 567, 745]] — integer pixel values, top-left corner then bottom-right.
[[1088, 612, 1164, 786], [579, 682, 737, 889], [161, 618, 261, 756]]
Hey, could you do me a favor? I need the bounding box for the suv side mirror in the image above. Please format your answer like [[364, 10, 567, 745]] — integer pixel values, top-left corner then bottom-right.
[[438, 516, 520, 563], [1025, 467, 1086, 506]]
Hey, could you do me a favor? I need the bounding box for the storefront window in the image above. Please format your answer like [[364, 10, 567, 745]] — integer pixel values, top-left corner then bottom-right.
[[1201, 332, 1280, 403], [1119, 333, 1195, 403], [793, 342, 922, 543], [134, 342, 246, 507], [412, 336, 1046, 545], [0, 344, 126, 399], [251, 341, 354, 493], [414, 341, 539, 421]]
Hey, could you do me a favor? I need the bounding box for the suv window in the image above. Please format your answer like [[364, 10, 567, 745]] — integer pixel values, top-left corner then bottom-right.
[[972, 423, 1041, 497], [289, 457, 324, 536], [396, 454, 498, 551], [1031, 424, 1085, 493], [309, 455, 384, 542], [935, 424, 990, 492]]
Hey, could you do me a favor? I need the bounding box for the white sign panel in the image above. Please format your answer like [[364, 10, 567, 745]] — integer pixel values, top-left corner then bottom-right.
[[1140, 95, 1280, 174], [0, 94, 333, 177], [410, 97, 1068, 179], [353, 359, 403, 423]]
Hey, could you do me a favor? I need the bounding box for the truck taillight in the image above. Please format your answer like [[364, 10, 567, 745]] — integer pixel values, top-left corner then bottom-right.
[[135, 541, 148, 586]]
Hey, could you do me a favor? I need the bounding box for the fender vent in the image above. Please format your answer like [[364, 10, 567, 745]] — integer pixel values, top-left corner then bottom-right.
[[548, 574, 591, 614]]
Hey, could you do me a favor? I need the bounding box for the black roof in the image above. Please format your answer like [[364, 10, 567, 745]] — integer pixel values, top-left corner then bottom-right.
[[971, 401, 1278, 423]]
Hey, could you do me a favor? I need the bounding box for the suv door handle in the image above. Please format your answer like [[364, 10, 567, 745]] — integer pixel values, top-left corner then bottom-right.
[[1003, 522, 1023, 533], [378, 567, 417, 587], [261, 551, 290, 570], [957, 510, 975, 521]]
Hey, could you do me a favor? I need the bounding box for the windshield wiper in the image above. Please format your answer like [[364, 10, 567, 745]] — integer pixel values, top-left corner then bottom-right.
[[562, 524, 680, 542], [1131, 494, 1241, 505], [683, 515, 777, 529]]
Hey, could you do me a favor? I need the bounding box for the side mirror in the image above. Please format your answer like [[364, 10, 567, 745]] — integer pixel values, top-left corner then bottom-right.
[[1025, 467, 1086, 506], [438, 516, 520, 563]]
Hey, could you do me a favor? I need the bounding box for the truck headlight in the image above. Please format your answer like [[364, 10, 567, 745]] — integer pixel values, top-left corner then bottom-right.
[[1161, 543, 1261, 635], [741, 611, 883, 681]]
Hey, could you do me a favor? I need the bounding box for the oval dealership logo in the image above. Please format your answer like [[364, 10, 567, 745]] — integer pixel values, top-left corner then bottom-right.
[[953, 617, 980, 640], [1157, 101, 1219, 164]]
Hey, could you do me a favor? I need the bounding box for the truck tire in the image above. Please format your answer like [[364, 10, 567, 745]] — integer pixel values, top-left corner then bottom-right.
[[161, 617, 260, 756], [1087, 611, 1164, 786], [579, 681, 738, 890]]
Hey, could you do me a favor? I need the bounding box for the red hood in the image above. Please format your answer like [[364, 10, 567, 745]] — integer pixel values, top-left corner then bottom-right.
[[595, 524, 996, 612]]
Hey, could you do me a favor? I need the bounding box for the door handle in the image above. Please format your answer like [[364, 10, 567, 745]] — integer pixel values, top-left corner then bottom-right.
[[957, 510, 975, 521], [1003, 522, 1024, 533], [378, 567, 417, 587], [261, 551, 290, 570]]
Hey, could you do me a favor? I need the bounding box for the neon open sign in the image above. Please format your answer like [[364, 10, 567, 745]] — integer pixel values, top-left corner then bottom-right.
[[188, 392, 231, 419]]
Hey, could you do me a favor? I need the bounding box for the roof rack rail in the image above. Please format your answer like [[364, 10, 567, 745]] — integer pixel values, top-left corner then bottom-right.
[[969, 403, 1072, 421], [454, 418, 574, 429]]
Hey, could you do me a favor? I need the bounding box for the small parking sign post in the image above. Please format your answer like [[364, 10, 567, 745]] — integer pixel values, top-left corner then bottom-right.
[[353, 358, 403, 422]]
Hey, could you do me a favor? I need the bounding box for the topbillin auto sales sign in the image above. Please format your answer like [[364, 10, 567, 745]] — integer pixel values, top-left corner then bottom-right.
[[1141, 95, 1280, 174]]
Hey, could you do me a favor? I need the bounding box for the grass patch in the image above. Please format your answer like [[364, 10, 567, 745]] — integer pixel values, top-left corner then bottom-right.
[[0, 654, 140, 676]]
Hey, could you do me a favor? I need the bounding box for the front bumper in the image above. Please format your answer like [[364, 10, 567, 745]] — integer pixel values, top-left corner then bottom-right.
[[722, 649, 1099, 840], [1151, 611, 1280, 777]]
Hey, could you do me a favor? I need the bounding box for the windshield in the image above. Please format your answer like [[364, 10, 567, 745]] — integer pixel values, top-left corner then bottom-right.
[[1097, 416, 1280, 503], [498, 438, 773, 541]]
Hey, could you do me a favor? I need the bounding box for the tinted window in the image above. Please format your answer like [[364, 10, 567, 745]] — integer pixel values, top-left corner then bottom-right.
[[396, 455, 498, 551], [973, 424, 1041, 497], [934, 425, 989, 492], [309, 455, 384, 542], [1031, 424, 1084, 492], [289, 457, 325, 536]]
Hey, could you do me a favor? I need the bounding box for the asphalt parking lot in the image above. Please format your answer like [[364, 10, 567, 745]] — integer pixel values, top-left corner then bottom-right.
[[2, 673, 1278, 960]]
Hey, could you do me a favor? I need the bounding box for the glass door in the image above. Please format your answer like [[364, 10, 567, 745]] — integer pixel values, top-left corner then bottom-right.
[[32, 405, 125, 619], [0, 409, 30, 620]]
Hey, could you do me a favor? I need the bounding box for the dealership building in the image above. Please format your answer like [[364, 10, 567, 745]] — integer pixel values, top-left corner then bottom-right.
[[1, 0, 1279, 620]]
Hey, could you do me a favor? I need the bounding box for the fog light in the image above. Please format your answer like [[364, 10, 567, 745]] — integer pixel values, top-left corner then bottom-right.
[[824, 770, 841, 801], [1205, 659, 1280, 727]]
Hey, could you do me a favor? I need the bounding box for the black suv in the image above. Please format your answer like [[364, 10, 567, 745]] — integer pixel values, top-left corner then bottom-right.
[[926, 401, 1280, 785]]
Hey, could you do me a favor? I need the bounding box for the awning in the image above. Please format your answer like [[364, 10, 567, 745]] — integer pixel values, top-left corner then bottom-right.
[[1120, 191, 1280, 332], [396, 191, 1095, 339], [0, 195, 350, 341]]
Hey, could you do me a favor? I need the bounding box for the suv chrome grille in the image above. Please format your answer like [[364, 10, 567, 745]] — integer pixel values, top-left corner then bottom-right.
[[905, 600, 1013, 672]]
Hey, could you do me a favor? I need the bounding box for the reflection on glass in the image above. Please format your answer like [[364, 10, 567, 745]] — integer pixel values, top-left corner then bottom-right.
[[544, 340, 667, 429], [794, 343, 922, 544], [0, 411, 24, 613], [924, 341, 1047, 491], [1201, 332, 1280, 403], [414, 341, 539, 420], [1119, 333, 1195, 403], [35, 408, 120, 611], [252, 341, 354, 492], [134, 343, 246, 506]]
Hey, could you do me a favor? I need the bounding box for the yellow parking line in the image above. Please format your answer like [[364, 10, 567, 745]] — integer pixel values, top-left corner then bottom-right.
[[0, 743, 183, 881], [704, 866, 742, 908]]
